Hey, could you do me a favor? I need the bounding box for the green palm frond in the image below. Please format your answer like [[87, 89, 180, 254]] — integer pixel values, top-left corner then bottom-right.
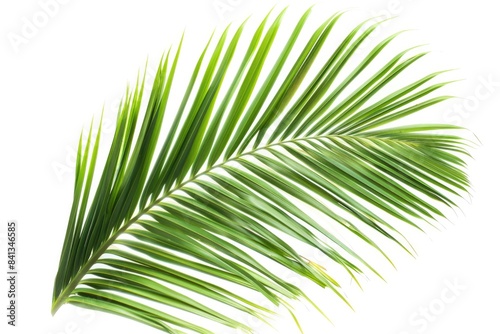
[[52, 8, 470, 334]]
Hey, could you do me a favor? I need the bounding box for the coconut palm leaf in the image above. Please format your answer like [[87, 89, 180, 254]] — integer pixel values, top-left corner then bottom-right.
[[52, 8, 470, 334]]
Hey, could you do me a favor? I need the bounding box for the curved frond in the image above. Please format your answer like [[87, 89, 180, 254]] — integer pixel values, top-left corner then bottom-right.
[[52, 8, 470, 334]]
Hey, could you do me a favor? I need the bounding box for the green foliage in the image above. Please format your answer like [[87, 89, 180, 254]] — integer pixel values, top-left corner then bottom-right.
[[52, 8, 470, 334]]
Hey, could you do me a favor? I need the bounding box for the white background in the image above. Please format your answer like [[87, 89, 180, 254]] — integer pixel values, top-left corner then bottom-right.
[[1, 0, 499, 333]]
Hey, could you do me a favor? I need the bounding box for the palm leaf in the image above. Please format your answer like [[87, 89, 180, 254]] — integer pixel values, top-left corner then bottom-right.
[[52, 8, 470, 334]]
